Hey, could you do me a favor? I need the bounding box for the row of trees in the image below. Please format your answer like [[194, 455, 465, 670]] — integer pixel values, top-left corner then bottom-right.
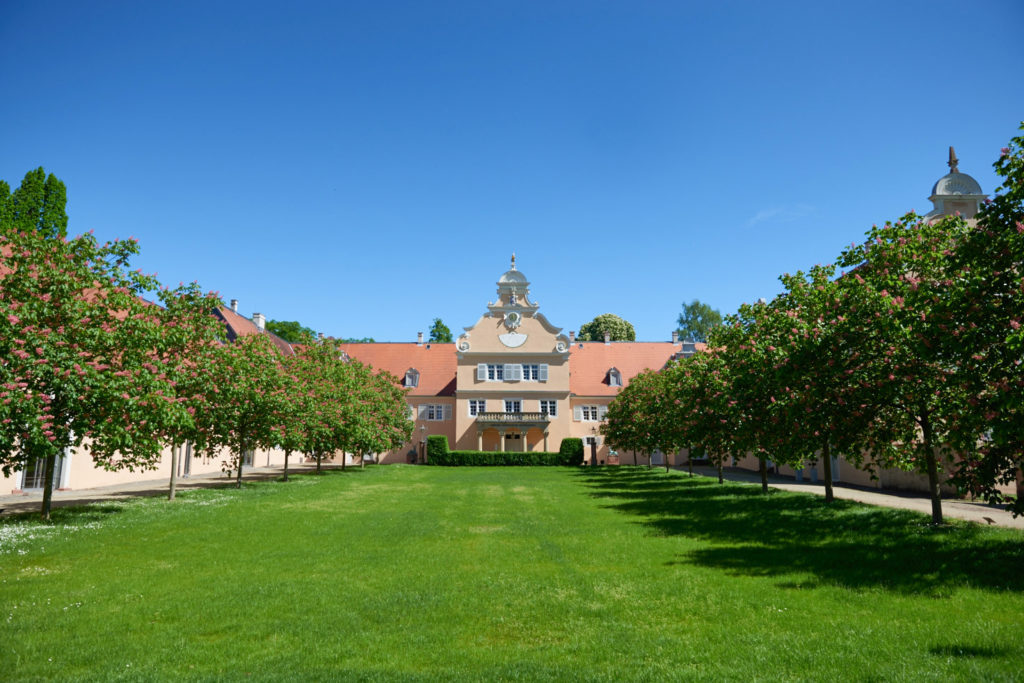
[[1, 168, 412, 519], [604, 127, 1024, 524]]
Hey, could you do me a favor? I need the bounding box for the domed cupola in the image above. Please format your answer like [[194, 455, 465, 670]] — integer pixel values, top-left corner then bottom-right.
[[924, 146, 987, 221], [488, 254, 539, 316]]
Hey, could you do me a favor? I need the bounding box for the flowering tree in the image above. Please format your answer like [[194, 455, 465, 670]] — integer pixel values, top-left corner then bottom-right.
[[195, 332, 287, 488], [602, 369, 680, 471], [0, 223, 179, 519], [942, 128, 1024, 514], [155, 283, 226, 500], [836, 212, 977, 524]]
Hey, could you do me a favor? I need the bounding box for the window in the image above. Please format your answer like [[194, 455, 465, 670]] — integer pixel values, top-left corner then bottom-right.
[[404, 368, 419, 388], [539, 400, 557, 417], [469, 400, 486, 416], [418, 404, 452, 421], [504, 399, 522, 413], [575, 405, 608, 422], [477, 363, 549, 382], [608, 368, 622, 387]]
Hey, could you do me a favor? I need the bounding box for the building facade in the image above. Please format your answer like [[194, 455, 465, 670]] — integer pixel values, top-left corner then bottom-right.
[[341, 256, 690, 464]]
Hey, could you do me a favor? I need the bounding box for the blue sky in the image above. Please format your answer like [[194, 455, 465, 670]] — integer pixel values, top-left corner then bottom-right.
[[2, 1, 1022, 341]]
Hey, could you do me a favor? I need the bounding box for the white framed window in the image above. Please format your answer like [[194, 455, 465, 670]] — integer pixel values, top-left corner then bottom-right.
[[608, 368, 622, 387], [539, 400, 557, 417], [404, 368, 419, 388], [504, 399, 522, 413], [418, 404, 452, 421], [574, 405, 608, 422], [477, 363, 549, 382], [469, 399, 486, 416]]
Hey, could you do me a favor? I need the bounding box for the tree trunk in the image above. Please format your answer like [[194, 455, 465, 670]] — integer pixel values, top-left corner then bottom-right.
[[168, 443, 179, 501], [316, 451, 322, 474], [717, 457, 723, 484], [633, 451, 638, 466], [235, 451, 244, 489], [687, 447, 693, 477], [920, 410, 944, 524], [822, 440, 834, 504], [665, 450, 670, 473], [359, 451, 365, 469], [283, 450, 290, 482], [341, 449, 346, 471], [758, 455, 768, 494], [40, 449, 57, 521]]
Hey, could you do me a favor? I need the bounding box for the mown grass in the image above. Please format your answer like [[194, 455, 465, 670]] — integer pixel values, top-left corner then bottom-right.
[[2, 466, 1023, 681]]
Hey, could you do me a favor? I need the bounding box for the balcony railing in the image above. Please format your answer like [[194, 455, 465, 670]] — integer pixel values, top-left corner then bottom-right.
[[475, 411, 550, 423]]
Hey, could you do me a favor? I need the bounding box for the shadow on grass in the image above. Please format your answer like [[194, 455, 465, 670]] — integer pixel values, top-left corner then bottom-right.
[[574, 467, 1024, 594], [928, 644, 1010, 658]]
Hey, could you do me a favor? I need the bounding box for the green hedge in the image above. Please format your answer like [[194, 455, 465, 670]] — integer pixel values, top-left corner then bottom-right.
[[559, 438, 585, 466], [425, 435, 583, 466]]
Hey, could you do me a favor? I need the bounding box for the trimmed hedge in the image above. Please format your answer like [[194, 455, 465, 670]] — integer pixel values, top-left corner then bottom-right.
[[559, 438, 585, 466], [425, 435, 583, 466]]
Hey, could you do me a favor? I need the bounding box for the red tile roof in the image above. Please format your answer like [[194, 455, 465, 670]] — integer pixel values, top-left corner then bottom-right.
[[214, 307, 294, 355], [569, 341, 696, 396], [339, 342, 457, 396]]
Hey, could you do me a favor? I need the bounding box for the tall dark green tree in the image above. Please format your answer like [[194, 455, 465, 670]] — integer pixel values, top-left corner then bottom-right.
[[1, 167, 68, 239], [428, 318, 453, 343], [676, 299, 723, 343], [578, 313, 636, 341]]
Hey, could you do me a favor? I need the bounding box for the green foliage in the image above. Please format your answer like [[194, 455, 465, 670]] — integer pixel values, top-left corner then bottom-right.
[[428, 318, 453, 343], [676, 299, 723, 343], [1, 167, 68, 239], [426, 449, 576, 466], [426, 434, 450, 460], [265, 319, 316, 343], [558, 437, 585, 465], [339, 336, 376, 343], [577, 313, 636, 342]]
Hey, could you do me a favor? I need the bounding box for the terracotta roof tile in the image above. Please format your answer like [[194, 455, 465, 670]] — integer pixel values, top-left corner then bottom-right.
[[569, 341, 693, 396], [213, 307, 294, 355], [339, 342, 457, 396]]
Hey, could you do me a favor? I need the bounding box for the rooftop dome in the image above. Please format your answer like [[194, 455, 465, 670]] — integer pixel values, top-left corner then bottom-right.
[[496, 253, 529, 285], [930, 172, 984, 197], [930, 146, 984, 198]]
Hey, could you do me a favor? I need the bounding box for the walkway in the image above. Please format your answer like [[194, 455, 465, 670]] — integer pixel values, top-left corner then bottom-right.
[[687, 465, 1024, 529], [0, 463, 330, 517]]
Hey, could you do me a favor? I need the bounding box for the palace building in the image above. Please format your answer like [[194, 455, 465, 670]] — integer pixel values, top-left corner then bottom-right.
[[340, 256, 694, 465]]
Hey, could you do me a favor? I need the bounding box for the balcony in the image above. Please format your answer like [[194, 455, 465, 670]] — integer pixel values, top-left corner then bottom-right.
[[475, 411, 550, 424]]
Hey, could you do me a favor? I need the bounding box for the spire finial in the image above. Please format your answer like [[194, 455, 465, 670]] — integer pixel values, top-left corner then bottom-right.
[[948, 146, 959, 173], [510, 252, 516, 270]]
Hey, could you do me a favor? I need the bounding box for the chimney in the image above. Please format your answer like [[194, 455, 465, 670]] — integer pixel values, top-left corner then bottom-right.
[[230, 299, 238, 313], [569, 330, 575, 344], [417, 332, 423, 346], [604, 332, 611, 345], [317, 332, 324, 342], [672, 331, 679, 344], [253, 313, 265, 331]]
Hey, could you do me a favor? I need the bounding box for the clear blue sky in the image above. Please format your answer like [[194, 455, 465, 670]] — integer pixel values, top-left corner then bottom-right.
[[2, 1, 1022, 341]]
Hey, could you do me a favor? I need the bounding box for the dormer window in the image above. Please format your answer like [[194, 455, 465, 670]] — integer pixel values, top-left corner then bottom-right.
[[404, 368, 420, 388], [608, 368, 622, 387]]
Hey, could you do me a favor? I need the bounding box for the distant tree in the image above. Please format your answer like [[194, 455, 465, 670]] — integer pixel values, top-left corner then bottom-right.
[[676, 299, 723, 343], [339, 337, 375, 343], [428, 318, 453, 343], [265, 319, 316, 344], [578, 313, 636, 342], [0, 167, 68, 239]]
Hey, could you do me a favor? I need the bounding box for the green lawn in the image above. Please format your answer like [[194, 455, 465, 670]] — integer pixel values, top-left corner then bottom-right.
[[2, 466, 1023, 681]]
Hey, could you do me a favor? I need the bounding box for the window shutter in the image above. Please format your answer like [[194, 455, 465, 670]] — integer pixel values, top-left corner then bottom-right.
[[477, 363, 487, 381], [514, 364, 523, 381], [504, 363, 514, 381], [573, 405, 582, 421], [538, 364, 548, 381], [598, 405, 608, 421], [596, 436, 604, 445], [418, 404, 427, 419], [444, 404, 453, 420]]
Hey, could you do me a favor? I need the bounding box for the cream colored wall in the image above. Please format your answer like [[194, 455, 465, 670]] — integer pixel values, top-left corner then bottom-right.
[[5, 442, 291, 493], [454, 312, 571, 453]]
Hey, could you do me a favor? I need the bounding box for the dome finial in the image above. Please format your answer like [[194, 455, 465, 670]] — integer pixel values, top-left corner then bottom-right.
[[948, 146, 959, 173], [510, 253, 516, 270]]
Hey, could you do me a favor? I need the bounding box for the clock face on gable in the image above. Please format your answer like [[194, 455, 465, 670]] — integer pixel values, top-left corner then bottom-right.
[[504, 311, 521, 330]]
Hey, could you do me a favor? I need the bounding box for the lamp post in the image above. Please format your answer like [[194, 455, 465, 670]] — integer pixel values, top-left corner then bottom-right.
[[419, 425, 426, 464], [590, 426, 598, 467]]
